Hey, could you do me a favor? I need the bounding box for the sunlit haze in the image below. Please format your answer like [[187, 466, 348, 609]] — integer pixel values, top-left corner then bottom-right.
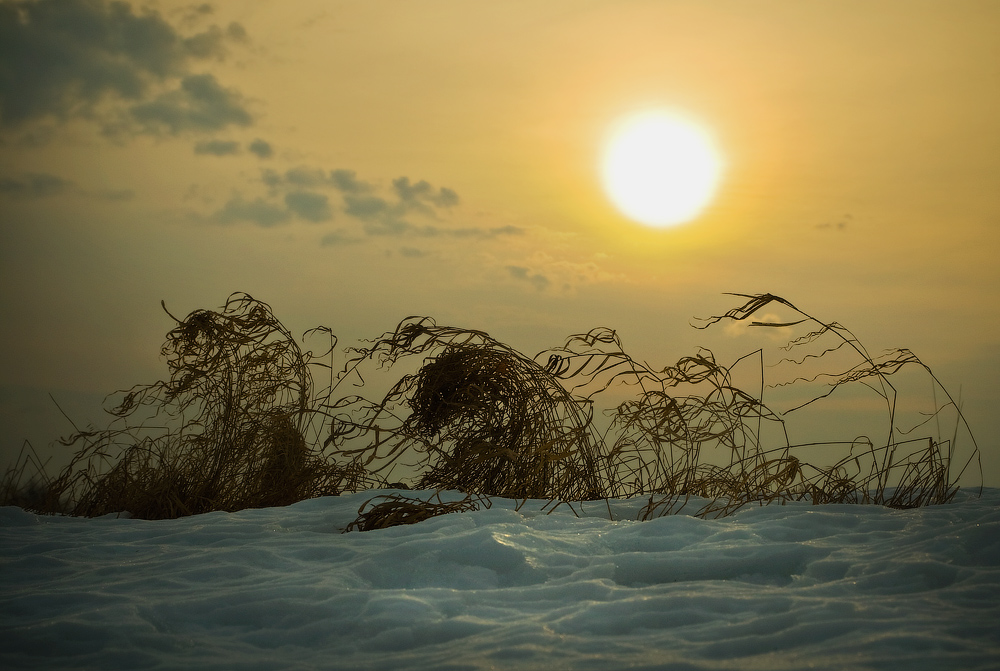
[[1, 0, 998, 486]]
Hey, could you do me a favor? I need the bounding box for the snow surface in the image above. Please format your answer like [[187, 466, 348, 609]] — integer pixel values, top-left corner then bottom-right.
[[2, 489, 999, 671]]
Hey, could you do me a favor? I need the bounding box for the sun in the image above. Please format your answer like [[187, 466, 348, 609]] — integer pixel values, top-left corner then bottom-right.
[[601, 111, 724, 228]]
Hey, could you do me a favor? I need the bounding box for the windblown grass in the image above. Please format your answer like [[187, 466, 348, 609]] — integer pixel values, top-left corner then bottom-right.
[[2, 294, 370, 519], [1, 292, 981, 525], [324, 318, 611, 501]]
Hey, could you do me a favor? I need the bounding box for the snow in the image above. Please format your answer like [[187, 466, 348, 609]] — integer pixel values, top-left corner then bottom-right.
[[2, 489, 999, 671]]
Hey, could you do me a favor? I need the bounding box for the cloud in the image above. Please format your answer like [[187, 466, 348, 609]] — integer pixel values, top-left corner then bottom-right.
[[209, 165, 495, 241], [213, 195, 290, 227], [399, 246, 428, 258], [94, 188, 134, 201], [0, 0, 250, 136], [194, 139, 240, 156], [329, 169, 370, 193], [261, 168, 282, 188], [0, 172, 72, 198], [343, 194, 391, 221], [506, 265, 550, 291], [248, 138, 273, 159], [816, 213, 852, 231], [335, 175, 462, 236], [284, 167, 329, 188], [393, 176, 459, 211], [320, 229, 364, 246], [130, 73, 251, 134], [284, 191, 332, 222], [450, 225, 524, 239]]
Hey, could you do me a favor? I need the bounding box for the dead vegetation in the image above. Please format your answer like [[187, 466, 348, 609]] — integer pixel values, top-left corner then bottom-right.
[[1, 294, 370, 519], [1, 292, 982, 525]]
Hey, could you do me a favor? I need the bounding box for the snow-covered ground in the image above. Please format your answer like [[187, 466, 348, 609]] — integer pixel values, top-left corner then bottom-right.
[[2, 488, 998, 671]]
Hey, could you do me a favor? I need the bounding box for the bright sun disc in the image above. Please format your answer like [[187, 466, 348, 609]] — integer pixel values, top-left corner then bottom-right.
[[601, 112, 723, 228]]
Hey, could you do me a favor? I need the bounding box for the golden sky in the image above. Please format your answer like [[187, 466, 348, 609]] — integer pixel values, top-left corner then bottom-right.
[[2, 0, 998, 483]]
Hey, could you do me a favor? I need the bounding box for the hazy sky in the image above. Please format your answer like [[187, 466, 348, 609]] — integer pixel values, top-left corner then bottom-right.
[[2, 0, 998, 484]]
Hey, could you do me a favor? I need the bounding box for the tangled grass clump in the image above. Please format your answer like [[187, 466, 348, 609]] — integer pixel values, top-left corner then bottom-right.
[[1, 294, 370, 519], [1, 292, 982, 526], [324, 318, 609, 501]]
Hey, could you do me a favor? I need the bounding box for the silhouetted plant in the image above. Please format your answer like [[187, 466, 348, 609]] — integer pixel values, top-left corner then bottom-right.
[[323, 317, 611, 501], [3, 293, 370, 519], [1, 292, 980, 526]]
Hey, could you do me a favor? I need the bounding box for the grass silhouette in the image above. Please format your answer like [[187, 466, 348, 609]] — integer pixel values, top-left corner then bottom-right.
[[1, 292, 981, 524]]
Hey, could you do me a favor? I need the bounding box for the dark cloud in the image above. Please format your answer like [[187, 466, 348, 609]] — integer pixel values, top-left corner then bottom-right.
[[194, 139, 239, 155], [130, 73, 251, 134], [362, 218, 412, 237], [392, 176, 459, 212], [336, 176, 460, 236], [399, 247, 428, 258], [343, 194, 390, 221], [284, 166, 328, 188], [0, 172, 72, 198], [329, 169, 370, 193], [211, 166, 484, 240], [182, 24, 229, 60], [213, 195, 289, 227], [0, 0, 250, 136], [261, 168, 281, 187], [284, 191, 331, 222], [209, 190, 331, 227], [225, 22, 248, 43], [248, 138, 273, 159], [507, 266, 550, 291]]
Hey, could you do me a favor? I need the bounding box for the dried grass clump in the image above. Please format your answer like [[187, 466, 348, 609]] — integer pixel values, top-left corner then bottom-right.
[[4, 293, 369, 519], [325, 318, 611, 501], [628, 293, 980, 517]]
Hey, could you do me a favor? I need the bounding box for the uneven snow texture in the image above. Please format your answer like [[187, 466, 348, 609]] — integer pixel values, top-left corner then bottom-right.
[[2, 489, 999, 671]]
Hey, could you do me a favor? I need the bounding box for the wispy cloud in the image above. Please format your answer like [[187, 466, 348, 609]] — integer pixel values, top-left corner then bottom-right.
[[0, 0, 251, 138], [206, 164, 524, 244], [284, 191, 332, 222], [248, 139, 273, 159], [329, 169, 369, 193], [393, 177, 459, 210], [212, 195, 290, 227], [130, 74, 251, 134], [399, 246, 428, 258], [320, 229, 364, 246], [0, 172, 72, 198], [815, 213, 852, 232], [506, 265, 550, 291], [0, 172, 136, 202], [194, 139, 240, 156]]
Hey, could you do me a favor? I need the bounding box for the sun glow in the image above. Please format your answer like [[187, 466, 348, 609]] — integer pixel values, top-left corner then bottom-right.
[[601, 111, 724, 228]]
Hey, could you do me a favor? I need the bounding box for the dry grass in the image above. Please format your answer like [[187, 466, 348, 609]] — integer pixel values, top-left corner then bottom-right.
[[323, 318, 610, 501], [344, 491, 490, 532], [1, 292, 981, 526], [1, 293, 370, 519]]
